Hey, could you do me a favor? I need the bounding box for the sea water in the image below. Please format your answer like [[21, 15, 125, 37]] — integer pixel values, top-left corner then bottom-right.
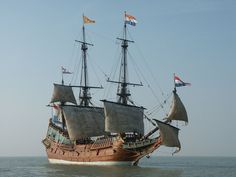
[[0, 156, 235, 177]]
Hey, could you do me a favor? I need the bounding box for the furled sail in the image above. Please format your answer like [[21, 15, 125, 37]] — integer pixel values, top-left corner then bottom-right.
[[166, 91, 188, 123], [103, 101, 144, 135], [154, 119, 180, 149], [50, 83, 77, 104], [63, 106, 105, 140]]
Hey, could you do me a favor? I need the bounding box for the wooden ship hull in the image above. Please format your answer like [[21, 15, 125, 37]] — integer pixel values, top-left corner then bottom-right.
[[42, 121, 162, 166]]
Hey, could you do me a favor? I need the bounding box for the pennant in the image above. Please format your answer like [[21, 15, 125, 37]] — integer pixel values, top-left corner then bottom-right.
[[125, 13, 137, 26], [61, 66, 72, 74], [83, 15, 95, 24], [174, 75, 191, 87]]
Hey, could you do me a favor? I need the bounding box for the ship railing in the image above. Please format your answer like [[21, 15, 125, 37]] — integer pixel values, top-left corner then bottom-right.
[[59, 143, 75, 151], [90, 137, 114, 150], [123, 138, 157, 149]]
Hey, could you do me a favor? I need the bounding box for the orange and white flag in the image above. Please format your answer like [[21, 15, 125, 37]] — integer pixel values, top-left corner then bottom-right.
[[83, 15, 95, 24]]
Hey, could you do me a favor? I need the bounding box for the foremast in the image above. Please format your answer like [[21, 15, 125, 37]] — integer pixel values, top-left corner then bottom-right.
[[75, 17, 102, 106], [49, 15, 105, 141], [62, 15, 105, 140]]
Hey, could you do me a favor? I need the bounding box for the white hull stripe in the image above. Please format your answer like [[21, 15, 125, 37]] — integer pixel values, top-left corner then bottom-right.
[[48, 158, 134, 166]]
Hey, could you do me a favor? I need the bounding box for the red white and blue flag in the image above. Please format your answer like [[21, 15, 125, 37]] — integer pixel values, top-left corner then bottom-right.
[[125, 13, 137, 26], [174, 75, 191, 87]]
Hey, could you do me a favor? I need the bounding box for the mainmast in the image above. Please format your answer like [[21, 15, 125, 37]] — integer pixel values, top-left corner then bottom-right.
[[117, 23, 133, 104], [102, 13, 145, 135], [108, 13, 141, 105]]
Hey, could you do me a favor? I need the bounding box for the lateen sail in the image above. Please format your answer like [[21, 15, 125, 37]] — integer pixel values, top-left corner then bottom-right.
[[103, 101, 144, 135], [154, 119, 180, 149], [50, 83, 77, 104], [63, 106, 105, 140], [166, 91, 188, 123]]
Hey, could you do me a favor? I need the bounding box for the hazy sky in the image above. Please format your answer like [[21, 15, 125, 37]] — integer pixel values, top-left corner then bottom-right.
[[0, 0, 235, 157]]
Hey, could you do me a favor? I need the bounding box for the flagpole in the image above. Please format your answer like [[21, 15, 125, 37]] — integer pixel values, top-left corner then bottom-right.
[[61, 67, 64, 85], [82, 13, 84, 26], [124, 11, 126, 23], [173, 73, 176, 93], [124, 11, 127, 39]]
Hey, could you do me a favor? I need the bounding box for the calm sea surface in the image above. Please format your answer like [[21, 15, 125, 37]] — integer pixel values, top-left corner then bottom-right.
[[0, 156, 235, 177]]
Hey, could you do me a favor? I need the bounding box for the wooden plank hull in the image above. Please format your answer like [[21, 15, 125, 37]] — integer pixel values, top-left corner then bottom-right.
[[43, 136, 161, 166], [42, 122, 162, 166]]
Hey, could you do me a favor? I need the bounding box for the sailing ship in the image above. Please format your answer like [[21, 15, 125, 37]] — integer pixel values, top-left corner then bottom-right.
[[42, 13, 189, 166]]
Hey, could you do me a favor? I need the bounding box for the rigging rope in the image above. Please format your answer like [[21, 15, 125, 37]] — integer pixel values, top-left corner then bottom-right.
[[103, 44, 122, 100], [127, 51, 168, 115], [64, 26, 172, 118], [87, 29, 117, 44], [147, 91, 172, 117], [127, 29, 166, 96], [70, 42, 82, 85], [125, 29, 172, 117], [87, 53, 103, 87], [127, 51, 143, 84]]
